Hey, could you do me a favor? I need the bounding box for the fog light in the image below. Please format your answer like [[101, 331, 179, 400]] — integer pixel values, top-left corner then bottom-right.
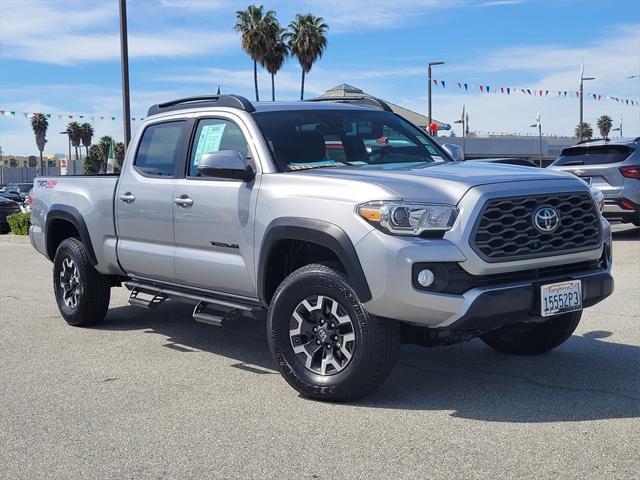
[[417, 269, 435, 287]]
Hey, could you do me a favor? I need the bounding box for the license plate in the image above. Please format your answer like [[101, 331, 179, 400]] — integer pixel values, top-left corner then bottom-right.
[[541, 280, 582, 317]]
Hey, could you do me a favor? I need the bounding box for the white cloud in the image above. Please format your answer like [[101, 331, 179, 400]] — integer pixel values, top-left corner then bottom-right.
[[0, 1, 237, 64], [479, 0, 525, 7]]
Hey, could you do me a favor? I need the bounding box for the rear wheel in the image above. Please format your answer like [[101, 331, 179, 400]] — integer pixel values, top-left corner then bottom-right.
[[481, 311, 581, 355], [267, 264, 400, 401], [53, 238, 110, 327]]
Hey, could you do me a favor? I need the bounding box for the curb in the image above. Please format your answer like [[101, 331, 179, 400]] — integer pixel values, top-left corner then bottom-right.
[[0, 234, 31, 245]]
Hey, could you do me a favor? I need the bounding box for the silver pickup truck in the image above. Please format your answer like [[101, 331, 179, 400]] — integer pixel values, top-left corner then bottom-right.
[[29, 95, 613, 401]]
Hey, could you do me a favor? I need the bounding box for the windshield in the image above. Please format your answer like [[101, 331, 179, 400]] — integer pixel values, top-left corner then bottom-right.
[[253, 109, 449, 172]]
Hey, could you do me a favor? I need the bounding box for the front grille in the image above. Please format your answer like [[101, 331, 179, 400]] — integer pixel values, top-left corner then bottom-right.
[[471, 192, 601, 262]]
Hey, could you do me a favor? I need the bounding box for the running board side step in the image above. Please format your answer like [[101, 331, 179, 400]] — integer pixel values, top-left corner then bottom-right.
[[192, 302, 237, 327], [128, 286, 167, 309], [124, 281, 263, 314]]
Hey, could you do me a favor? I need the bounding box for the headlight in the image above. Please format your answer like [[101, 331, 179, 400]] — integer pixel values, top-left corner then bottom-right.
[[358, 201, 458, 235], [590, 187, 604, 214]]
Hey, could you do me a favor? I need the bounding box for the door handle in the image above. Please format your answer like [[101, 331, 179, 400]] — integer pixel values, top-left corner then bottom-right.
[[174, 195, 194, 207], [119, 192, 136, 203]]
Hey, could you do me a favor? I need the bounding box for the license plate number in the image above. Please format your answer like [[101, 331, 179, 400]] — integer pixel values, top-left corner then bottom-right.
[[541, 280, 582, 317]]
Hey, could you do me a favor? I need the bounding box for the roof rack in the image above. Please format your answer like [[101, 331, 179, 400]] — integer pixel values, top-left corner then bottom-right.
[[147, 95, 255, 116], [304, 95, 394, 112]]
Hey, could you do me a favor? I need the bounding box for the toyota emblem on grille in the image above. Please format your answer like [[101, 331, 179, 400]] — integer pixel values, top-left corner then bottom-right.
[[533, 206, 560, 233]]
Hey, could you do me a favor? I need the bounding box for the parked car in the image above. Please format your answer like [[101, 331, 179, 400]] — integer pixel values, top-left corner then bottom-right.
[[549, 138, 640, 226], [0, 183, 33, 203], [29, 95, 613, 401], [0, 196, 21, 233]]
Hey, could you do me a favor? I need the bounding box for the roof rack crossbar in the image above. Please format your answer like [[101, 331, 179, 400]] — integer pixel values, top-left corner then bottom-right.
[[304, 95, 393, 112], [147, 95, 255, 116]]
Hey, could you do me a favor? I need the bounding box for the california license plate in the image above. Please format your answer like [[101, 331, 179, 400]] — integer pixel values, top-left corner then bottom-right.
[[541, 280, 582, 317]]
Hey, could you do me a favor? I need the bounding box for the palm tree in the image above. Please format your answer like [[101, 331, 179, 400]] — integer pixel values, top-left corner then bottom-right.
[[30, 114, 48, 175], [234, 5, 276, 102], [287, 14, 328, 100], [65, 122, 83, 162], [596, 115, 613, 139], [80, 123, 94, 158], [575, 122, 593, 140], [262, 19, 288, 101]]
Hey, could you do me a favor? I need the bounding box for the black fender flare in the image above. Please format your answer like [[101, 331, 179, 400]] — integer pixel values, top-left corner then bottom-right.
[[257, 217, 372, 305], [45, 204, 98, 265]]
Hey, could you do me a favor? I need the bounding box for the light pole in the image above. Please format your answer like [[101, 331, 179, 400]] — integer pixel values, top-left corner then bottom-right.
[[428, 61, 445, 136], [611, 115, 623, 138], [579, 64, 595, 141], [119, 0, 131, 147], [454, 105, 466, 159], [530, 112, 543, 167]]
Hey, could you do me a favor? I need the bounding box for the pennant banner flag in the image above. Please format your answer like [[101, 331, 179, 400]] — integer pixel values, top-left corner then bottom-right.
[[423, 77, 638, 106]]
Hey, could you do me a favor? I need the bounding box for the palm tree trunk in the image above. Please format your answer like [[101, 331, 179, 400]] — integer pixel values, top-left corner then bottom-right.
[[253, 60, 259, 102], [75, 147, 79, 162], [300, 69, 305, 101], [271, 74, 275, 101], [39, 151, 43, 176]]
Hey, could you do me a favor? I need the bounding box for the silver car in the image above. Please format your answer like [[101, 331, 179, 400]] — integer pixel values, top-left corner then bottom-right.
[[549, 138, 640, 226]]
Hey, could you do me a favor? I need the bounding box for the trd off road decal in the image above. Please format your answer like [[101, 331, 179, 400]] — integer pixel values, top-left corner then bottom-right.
[[37, 180, 57, 189]]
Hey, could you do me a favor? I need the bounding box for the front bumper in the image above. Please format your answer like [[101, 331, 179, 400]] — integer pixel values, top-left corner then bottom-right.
[[444, 268, 613, 332], [355, 216, 613, 330]]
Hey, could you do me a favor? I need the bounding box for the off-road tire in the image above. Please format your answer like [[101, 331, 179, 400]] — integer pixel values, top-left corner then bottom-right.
[[267, 263, 400, 401], [480, 311, 582, 355], [53, 238, 110, 327]]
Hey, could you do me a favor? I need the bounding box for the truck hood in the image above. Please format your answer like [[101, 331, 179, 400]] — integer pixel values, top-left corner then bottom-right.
[[299, 161, 573, 204]]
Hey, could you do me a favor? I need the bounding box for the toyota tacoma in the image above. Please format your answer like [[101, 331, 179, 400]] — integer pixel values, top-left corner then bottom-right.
[[29, 95, 614, 400]]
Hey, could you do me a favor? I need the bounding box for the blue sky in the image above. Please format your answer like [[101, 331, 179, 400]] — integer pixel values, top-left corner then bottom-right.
[[1, 0, 639, 156]]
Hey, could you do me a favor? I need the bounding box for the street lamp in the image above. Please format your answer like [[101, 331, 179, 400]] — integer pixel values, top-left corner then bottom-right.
[[428, 61, 445, 136], [611, 115, 623, 138], [530, 112, 543, 167], [579, 65, 595, 141], [453, 105, 466, 159]]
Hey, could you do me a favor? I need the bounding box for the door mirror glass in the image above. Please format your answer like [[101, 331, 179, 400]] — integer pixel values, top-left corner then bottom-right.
[[442, 143, 464, 161], [197, 150, 254, 181]]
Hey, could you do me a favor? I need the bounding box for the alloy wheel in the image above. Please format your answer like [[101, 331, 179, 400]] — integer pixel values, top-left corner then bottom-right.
[[289, 295, 356, 375], [59, 257, 81, 309]]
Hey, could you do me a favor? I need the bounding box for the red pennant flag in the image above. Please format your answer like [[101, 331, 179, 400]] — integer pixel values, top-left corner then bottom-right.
[[457, 82, 462, 89], [433, 79, 438, 86], [479, 85, 484, 92], [500, 87, 504, 93]]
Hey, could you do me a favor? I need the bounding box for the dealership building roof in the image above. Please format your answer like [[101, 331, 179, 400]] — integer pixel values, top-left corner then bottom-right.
[[318, 84, 446, 129]]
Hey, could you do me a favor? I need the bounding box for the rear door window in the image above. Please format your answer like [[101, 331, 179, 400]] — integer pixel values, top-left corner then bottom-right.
[[134, 121, 186, 177], [555, 145, 633, 166]]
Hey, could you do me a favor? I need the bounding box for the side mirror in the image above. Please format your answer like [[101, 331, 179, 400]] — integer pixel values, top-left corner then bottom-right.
[[442, 143, 464, 161], [197, 150, 255, 181]]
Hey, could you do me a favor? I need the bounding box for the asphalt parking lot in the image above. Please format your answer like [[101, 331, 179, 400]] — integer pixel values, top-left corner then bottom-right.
[[1, 226, 638, 479]]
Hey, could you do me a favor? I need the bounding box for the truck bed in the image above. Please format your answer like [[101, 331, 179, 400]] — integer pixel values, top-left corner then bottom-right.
[[29, 175, 123, 276]]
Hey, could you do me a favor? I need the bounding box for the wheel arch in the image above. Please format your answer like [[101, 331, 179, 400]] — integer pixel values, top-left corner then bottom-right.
[[45, 205, 98, 265], [257, 217, 372, 305]]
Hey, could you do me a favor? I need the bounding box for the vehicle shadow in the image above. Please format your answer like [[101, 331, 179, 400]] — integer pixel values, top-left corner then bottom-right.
[[100, 302, 640, 423]]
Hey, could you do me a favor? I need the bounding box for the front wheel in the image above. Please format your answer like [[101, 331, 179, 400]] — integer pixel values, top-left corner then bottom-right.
[[53, 238, 111, 327], [267, 264, 400, 401], [480, 311, 582, 355]]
